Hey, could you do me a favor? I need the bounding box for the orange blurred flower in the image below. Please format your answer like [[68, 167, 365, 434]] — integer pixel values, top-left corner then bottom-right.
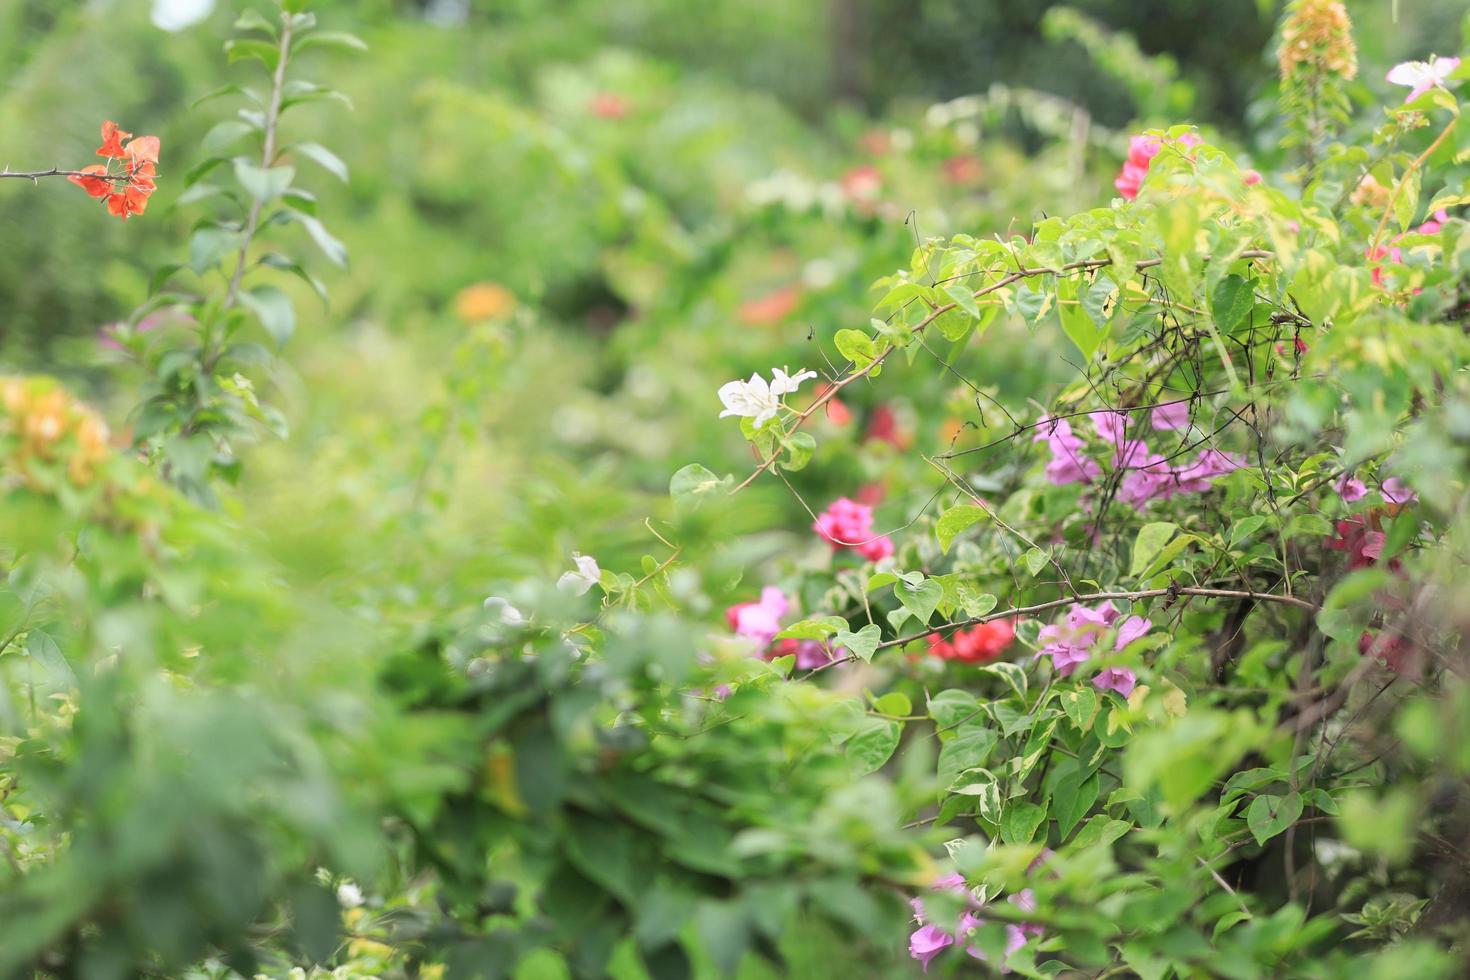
[[455, 282, 517, 322], [68, 120, 160, 220], [738, 284, 802, 326]]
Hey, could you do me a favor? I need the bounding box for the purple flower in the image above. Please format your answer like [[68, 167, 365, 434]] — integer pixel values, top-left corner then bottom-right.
[[1089, 410, 1131, 447], [1380, 477, 1417, 506], [1151, 401, 1191, 431], [1093, 667, 1137, 697], [1336, 474, 1368, 503], [909, 924, 954, 971], [1035, 417, 1100, 486], [1067, 600, 1120, 630], [1114, 615, 1151, 650]]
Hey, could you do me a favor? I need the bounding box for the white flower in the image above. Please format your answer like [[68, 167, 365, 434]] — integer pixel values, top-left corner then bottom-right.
[[717, 368, 817, 429], [336, 882, 364, 908], [1386, 55, 1461, 102], [557, 553, 601, 595], [482, 596, 527, 626]]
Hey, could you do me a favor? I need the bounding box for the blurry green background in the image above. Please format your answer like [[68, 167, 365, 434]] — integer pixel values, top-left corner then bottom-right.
[[0, 0, 1465, 592]]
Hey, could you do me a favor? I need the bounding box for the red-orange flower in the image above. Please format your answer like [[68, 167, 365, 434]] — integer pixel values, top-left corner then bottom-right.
[[69, 121, 160, 221]]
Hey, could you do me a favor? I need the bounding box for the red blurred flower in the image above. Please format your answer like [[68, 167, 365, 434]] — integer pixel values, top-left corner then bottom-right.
[[927, 620, 1015, 664], [941, 154, 983, 185], [738, 284, 802, 326], [840, 164, 882, 202], [865, 403, 911, 449], [1358, 629, 1415, 675], [1327, 518, 1391, 571], [588, 92, 628, 119]]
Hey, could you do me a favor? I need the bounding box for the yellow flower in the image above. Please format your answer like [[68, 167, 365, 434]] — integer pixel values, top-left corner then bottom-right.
[[1278, 0, 1358, 83]]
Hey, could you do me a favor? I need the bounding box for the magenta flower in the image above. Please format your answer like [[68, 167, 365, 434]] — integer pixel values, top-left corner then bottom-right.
[[1151, 401, 1191, 431], [1034, 416, 1100, 486], [726, 586, 789, 647], [814, 497, 893, 561], [1380, 477, 1417, 506], [1336, 473, 1368, 504], [1114, 615, 1152, 650], [1386, 55, 1461, 102], [1093, 667, 1138, 697], [909, 924, 955, 971]]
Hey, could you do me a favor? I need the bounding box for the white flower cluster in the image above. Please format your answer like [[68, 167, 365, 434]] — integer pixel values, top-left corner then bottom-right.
[[717, 368, 818, 429]]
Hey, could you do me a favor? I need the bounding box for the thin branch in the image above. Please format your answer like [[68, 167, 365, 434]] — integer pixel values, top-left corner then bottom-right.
[[0, 168, 130, 183], [731, 250, 1273, 493], [806, 586, 1317, 673]]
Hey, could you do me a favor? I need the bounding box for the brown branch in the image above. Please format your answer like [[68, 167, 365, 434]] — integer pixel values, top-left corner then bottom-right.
[[0, 168, 130, 183], [730, 249, 1274, 494], [807, 586, 1316, 673]]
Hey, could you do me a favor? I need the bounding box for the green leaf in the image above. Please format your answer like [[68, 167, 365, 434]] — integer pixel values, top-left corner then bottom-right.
[[669, 463, 731, 514], [1000, 801, 1046, 844], [1210, 275, 1255, 334], [224, 38, 280, 70], [202, 120, 256, 156], [894, 578, 943, 625], [285, 212, 349, 267], [1393, 169, 1422, 233], [1052, 772, 1101, 839], [1060, 686, 1099, 731], [956, 587, 998, 620], [1130, 522, 1178, 578], [190, 226, 242, 274], [239, 286, 296, 347], [234, 160, 294, 202], [294, 31, 369, 53], [781, 431, 816, 471], [1246, 791, 1303, 846], [872, 691, 912, 717], [942, 282, 980, 318], [939, 729, 999, 789], [1057, 275, 1109, 360], [233, 9, 277, 35], [25, 631, 74, 686], [1022, 547, 1049, 577], [289, 141, 349, 182], [834, 624, 881, 663], [847, 717, 902, 775], [834, 328, 878, 369], [775, 616, 847, 641], [936, 504, 988, 553], [978, 662, 1028, 702]]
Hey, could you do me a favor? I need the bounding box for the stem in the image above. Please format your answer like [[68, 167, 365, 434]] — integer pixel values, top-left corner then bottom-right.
[[1366, 114, 1458, 260], [0, 168, 129, 183], [730, 250, 1274, 493], [805, 586, 1318, 673], [221, 16, 294, 315]]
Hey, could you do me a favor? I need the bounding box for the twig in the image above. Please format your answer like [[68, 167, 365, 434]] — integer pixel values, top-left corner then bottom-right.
[[730, 250, 1273, 494]]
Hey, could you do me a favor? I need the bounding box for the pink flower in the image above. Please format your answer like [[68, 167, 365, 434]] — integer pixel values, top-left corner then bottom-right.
[[1113, 131, 1203, 200], [1034, 416, 1100, 486], [1380, 477, 1417, 506], [1386, 56, 1461, 102], [1068, 599, 1120, 631], [909, 924, 954, 971], [1114, 615, 1152, 650], [725, 586, 789, 647], [1089, 409, 1130, 447], [857, 534, 895, 562], [1093, 667, 1137, 697], [1243, 169, 1263, 186], [770, 638, 836, 670], [1151, 400, 1191, 431], [813, 496, 873, 547], [1336, 474, 1368, 503]]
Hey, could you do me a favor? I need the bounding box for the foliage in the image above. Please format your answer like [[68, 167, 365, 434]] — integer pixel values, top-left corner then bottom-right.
[[3, 1, 1470, 979]]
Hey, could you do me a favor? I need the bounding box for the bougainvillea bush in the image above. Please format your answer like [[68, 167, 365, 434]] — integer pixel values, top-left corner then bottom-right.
[[4, 0, 1470, 977]]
